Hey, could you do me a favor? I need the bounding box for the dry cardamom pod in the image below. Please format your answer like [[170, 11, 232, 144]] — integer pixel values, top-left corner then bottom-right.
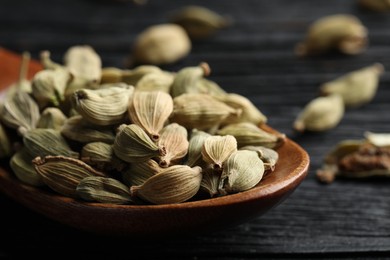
[[36, 107, 67, 130], [295, 14, 368, 56], [319, 63, 384, 108], [100, 67, 124, 84], [170, 5, 232, 39], [81, 142, 126, 172], [0, 123, 12, 158], [61, 115, 116, 144], [201, 135, 237, 171], [158, 123, 189, 167], [63, 45, 102, 83], [32, 155, 105, 198], [186, 129, 211, 167], [131, 23, 191, 65], [39, 50, 63, 70], [76, 176, 132, 204], [170, 93, 240, 132], [122, 158, 163, 186], [128, 90, 173, 141], [216, 93, 268, 125], [135, 71, 174, 93], [72, 83, 134, 126], [293, 94, 344, 133], [219, 150, 264, 195], [10, 148, 44, 187], [196, 78, 227, 97], [199, 167, 220, 198], [358, 0, 390, 12], [31, 67, 72, 108], [130, 165, 202, 204], [240, 145, 279, 172], [113, 124, 166, 163], [121, 65, 162, 86], [23, 128, 79, 158], [217, 122, 285, 149], [170, 62, 211, 98]]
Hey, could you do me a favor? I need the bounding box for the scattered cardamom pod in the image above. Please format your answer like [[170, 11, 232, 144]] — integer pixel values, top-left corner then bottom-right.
[[128, 90, 173, 141], [81, 142, 126, 172], [158, 123, 189, 167], [10, 148, 44, 187], [170, 62, 211, 98], [358, 0, 390, 12], [320, 63, 384, 108], [130, 165, 202, 204], [23, 128, 79, 158], [240, 145, 279, 172], [122, 158, 163, 186], [295, 14, 368, 56], [72, 83, 134, 126], [170, 93, 240, 132], [32, 155, 105, 197], [201, 135, 237, 171], [293, 94, 344, 133], [131, 23, 191, 65], [0, 123, 12, 158], [186, 129, 211, 167], [219, 150, 265, 195], [36, 107, 67, 130], [217, 122, 285, 149], [135, 71, 174, 93], [63, 45, 102, 83], [170, 5, 232, 39], [113, 124, 166, 163], [76, 176, 132, 204]]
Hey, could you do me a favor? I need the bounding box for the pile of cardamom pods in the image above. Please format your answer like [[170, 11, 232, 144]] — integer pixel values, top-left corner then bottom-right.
[[0, 45, 285, 205]]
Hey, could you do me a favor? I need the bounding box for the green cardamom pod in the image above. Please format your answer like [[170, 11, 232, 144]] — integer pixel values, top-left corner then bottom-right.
[[122, 159, 163, 186], [76, 176, 132, 204], [36, 107, 67, 130], [186, 129, 211, 167], [158, 123, 189, 167], [10, 148, 44, 187], [240, 145, 279, 172], [100, 67, 123, 84], [201, 135, 237, 170], [81, 142, 126, 172], [135, 71, 174, 93], [121, 65, 162, 86], [199, 167, 220, 198], [196, 78, 227, 97]]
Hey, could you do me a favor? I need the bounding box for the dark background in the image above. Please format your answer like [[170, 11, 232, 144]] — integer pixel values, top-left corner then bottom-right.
[[1, 0, 390, 258]]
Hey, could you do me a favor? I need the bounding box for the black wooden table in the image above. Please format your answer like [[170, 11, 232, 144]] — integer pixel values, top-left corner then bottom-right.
[[1, 0, 390, 258]]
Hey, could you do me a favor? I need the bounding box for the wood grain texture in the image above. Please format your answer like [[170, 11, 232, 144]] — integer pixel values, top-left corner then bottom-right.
[[0, 0, 390, 258]]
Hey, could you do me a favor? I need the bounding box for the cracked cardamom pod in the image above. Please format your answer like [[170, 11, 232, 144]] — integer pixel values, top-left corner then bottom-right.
[[23, 128, 79, 158], [295, 14, 368, 56], [10, 148, 44, 186], [170, 93, 240, 132], [186, 129, 211, 167], [216, 93, 268, 125], [32, 155, 105, 197], [76, 176, 132, 204], [72, 83, 134, 126], [158, 123, 189, 167], [0, 123, 12, 158], [170, 5, 232, 39], [113, 124, 166, 163], [170, 62, 211, 98], [64, 45, 102, 83], [122, 159, 163, 186], [130, 165, 202, 204], [81, 142, 126, 172], [36, 107, 67, 130], [128, 90, 173, 141], [61, 115, 116, 144], [293, 94, 344, 132], [358, 0, 390, 12], [240, 145, 279, 172], [135, 71, 174, 93], [217, 122, 285, 149], [320, 63, 384, 108], [201, 135, 237, 170], [219, 150, 264, 194]]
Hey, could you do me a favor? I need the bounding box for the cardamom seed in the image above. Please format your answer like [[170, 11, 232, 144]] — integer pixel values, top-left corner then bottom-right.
[[158, 123, 189, 167], [36, 107, 67, 130], [10, 148, 44, 186], [201, 135, 237, 171], [186, 129, 211, 167]]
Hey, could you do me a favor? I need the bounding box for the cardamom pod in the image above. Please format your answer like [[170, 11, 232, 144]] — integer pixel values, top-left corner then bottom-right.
[[158, 123, 189, 167], [121, 65, 162, 86], [295, 14, 368, 56], [32, 155, 105, 198], [131, 23, 191, 65], [113, 124, 166, 163], [81, 142, 126, 172], [186, 129, 211, 167], [219, 150, 264, 194], [196, 78, 227, 97], [0, 123, 12, 158], [63, 45, 102, 83], [128, 90, 173, 141], [201, 135, 237, 170], [170, 62, 211, 98], [23, 128, 79, 158], [358, 0, 390, 12], [170, 5, 232, 39], [135, 71, 174, 93], [199, 167, 220, 198], [100, 67, 124, 84], [76, 176, 132, 204], [217, 122, 285, 149], [39, 50, 63, 70], [240, 145, 279, 172], [122, 159, 162, 186], [61, 115, 116, 144], [364, 131, 390, 147], [10, 148, 44, 186], [36, 107, 67, 130], [72, 83, 134, 126], [130, 165, 202, 204], [170, 93, 240, 132], [320, 63, 384, 108], [293, 94, 344, 132]]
